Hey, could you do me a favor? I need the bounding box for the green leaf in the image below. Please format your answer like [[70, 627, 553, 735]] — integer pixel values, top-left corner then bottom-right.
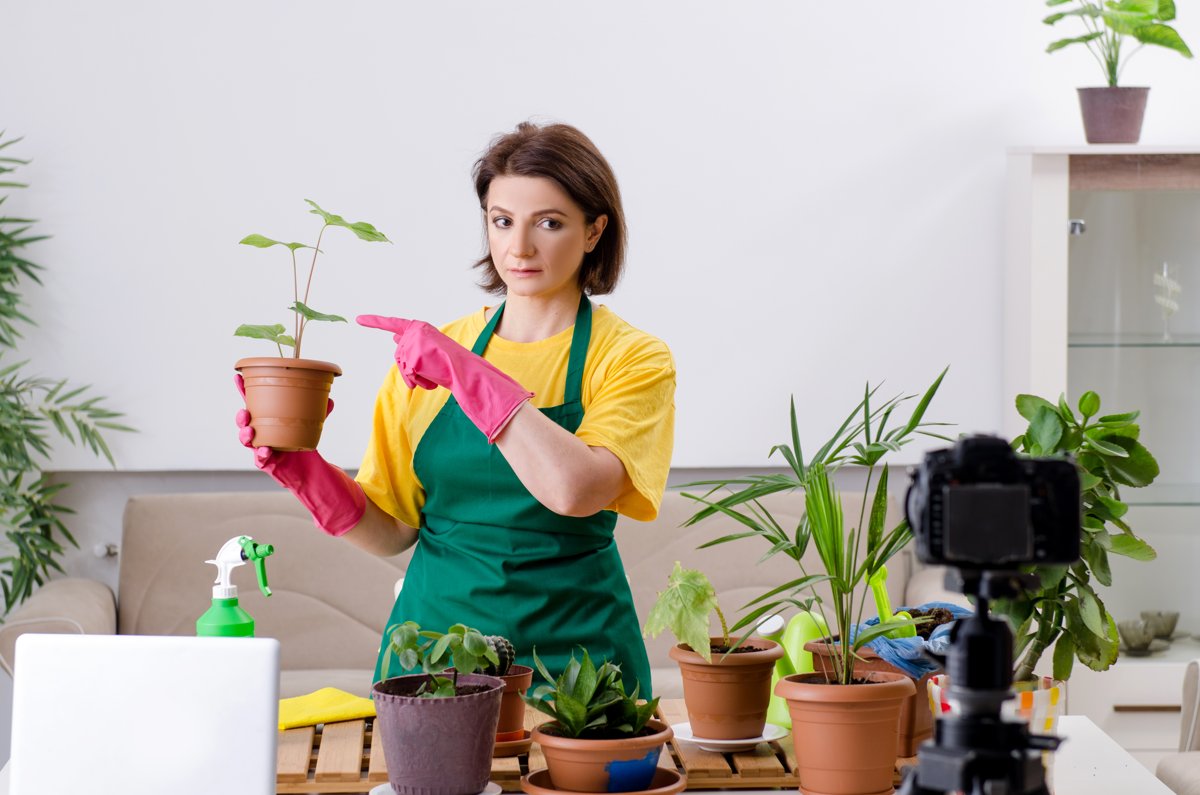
[[1109, 534, 1156, 560], [291, 302, 347, 323], [239, 234, 311, 251], [642, 562, 719, 662], [1085, 436, 1129, 458], [1159, 0, 1177, 20], [1097, 410, 1139, 426], [1016, 395, 1056, 422], [1052, 633, 1077, 681], [1133, 22, 1193, 56], [1076, 588, 1105, 638], [1077, 391, 1101, 418], [304, 199, 391, 242], [1030, 406, 1064, 452], [1047, 31, 1105, 52], [1100, 436, 1159, 487], [1083, 538, 1112, 587]]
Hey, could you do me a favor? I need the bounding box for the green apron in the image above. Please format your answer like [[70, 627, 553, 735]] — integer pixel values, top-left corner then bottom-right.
[[374, 294, 653, 697]]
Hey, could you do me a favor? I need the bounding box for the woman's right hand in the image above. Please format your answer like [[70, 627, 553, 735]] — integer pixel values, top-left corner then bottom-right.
[[233, 374, 365, 536]]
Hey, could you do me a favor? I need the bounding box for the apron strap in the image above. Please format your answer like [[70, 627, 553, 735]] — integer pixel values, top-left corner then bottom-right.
[[470, 294, 592, 407], [563, 293, 591, 407]]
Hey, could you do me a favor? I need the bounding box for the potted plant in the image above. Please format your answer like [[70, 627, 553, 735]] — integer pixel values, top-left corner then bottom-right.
[[998, 391, 1159, 681], [682, 370, 948, 795], [372, 621, 505, 795], [0, 133, 132, 614], [451, 633, 535, 751], [523, 648, 675, 794], [643, 562, 784, 740], [1044, 0, 1193, 143], [234, 199, 389, 451]]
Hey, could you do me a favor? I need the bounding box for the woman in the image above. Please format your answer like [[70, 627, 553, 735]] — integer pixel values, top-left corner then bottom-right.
[[236, 121, 675, 695]]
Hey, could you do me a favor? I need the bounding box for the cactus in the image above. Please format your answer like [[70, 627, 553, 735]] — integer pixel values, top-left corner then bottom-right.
[[481, 635, 515, 676]]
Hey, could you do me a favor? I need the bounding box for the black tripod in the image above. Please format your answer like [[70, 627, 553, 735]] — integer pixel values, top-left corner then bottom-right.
[[897, 570, 1061, 795]]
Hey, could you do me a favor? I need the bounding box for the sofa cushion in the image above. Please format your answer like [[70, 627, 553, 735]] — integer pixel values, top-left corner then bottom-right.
[[1158, 753, 1200, 795]]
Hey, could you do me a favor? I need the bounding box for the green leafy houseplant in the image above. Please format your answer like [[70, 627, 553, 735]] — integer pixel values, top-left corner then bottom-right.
[[682, 369, 949, 685], [997, 390, 1159, 683], [522, 648, 659, 739], [235, 199, 389, 357], [642, 562, 729, 663], [0, 133, 132, 615], [1045, 0, 1192, 86], [380, 621, 507, 697]]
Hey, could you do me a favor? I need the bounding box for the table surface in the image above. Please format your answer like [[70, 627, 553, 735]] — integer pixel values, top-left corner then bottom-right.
[[0, 715, 1175, 795]]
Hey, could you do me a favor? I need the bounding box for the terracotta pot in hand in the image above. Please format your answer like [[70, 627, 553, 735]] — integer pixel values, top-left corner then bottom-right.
[[776, 671, 915, 795], [532, 718, 673, 793], [669, 637, 783, 740], [235, 357, 341, 451]]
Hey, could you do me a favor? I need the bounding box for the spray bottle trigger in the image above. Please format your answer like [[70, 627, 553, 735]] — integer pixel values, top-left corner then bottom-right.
[[239, 537, 275, 598]]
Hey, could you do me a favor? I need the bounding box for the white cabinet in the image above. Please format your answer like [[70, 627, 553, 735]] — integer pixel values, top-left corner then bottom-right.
[[1005, 146, 1200, 769], [1067, 639, 1198, 771]]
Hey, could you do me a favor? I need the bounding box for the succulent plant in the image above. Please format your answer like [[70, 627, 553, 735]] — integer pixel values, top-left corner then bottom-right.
[[481, 635, 515, 676]]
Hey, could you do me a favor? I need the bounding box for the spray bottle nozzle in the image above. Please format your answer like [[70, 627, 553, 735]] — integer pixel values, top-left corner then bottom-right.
[[207, 535, 275, 600], [239, 537, 274, 597]]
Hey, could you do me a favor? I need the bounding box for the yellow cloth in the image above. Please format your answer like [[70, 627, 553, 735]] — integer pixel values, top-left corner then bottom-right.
[[277, 687, 375, 730], [357, 303, 676, 527]]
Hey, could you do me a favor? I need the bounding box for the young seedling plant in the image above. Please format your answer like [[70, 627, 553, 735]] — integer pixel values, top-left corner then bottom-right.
[[381, 621, 507, 698], [522, 648, 659, 739], [235, 199, 389, 357], [643, 562, 732, 663]]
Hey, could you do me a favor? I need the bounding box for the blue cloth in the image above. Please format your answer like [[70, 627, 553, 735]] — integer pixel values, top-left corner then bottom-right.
[[846, 602, 972, 679]]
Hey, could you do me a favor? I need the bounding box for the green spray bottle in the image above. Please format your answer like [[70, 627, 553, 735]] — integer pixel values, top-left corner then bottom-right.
[[196, 535, 274, 637]]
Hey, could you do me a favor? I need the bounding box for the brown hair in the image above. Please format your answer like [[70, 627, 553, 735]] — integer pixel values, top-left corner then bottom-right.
[[472, 122, 626, 296]]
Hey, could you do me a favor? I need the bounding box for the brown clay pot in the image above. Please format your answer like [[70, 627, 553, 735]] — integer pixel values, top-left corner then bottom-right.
[[496, 664, 533, 741], [371, 673, 503, 795], [669, 637, 784, 740], [235, 357, 341, 451], [805, 639, 934, 757], [532, 718, 672, 793], [1077, 87, 1149, 144], [775, 671, 915, 795]]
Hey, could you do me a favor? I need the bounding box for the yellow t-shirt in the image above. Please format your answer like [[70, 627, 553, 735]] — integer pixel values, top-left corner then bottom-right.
[[355, 304, 676, 528]]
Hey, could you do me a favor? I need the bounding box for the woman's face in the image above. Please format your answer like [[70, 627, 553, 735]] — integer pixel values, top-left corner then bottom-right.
[[484, 175, 607, 301]]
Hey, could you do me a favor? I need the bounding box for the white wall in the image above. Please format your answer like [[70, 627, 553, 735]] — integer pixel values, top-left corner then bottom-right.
[[3, 0, 1199, 766], [4, 1, 1197, 472]]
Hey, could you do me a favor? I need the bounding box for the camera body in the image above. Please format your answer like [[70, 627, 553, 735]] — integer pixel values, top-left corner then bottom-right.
[[906, 435, 1080, 568]]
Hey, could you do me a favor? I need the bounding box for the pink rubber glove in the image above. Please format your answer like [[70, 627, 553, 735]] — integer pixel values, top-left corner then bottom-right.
[[235, 374, 366, 536], [356, 314, 533, 443]]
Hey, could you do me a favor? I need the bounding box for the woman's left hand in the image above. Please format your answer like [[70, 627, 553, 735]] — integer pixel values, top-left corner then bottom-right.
[[357, 314, 533, 442]]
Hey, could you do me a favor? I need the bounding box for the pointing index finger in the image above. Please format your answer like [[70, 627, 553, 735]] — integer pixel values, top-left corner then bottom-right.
[[356, 314, 411, 334]]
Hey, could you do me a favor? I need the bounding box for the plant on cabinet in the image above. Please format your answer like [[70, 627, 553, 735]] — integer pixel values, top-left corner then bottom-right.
[[643, 562, 783, 740], [1043, 0, 1193, 142], [234, 200, 389, 451]]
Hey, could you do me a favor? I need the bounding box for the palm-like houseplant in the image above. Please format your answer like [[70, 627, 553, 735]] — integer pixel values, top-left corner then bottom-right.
[[0, 133, 131, 615], [680, 369, 949, 795]]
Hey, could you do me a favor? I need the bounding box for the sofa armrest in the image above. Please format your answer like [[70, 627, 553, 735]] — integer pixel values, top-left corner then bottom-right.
[[903, 565, 972, 610], [0, 578, 116, 676]]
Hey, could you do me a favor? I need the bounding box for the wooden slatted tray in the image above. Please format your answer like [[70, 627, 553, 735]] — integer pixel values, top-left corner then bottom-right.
[[275, 698, 916, 794]]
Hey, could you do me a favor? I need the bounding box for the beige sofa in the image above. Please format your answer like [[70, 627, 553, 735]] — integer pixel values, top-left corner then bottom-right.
[[0, 489, 959, 699]]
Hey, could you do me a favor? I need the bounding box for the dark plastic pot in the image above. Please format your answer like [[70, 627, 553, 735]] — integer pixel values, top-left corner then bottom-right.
[[372, 673, 503, 795], [1078, 87, 1149, 144]]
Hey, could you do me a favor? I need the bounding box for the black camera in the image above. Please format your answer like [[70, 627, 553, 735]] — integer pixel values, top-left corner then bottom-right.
[[905, 435, 1080, 568]]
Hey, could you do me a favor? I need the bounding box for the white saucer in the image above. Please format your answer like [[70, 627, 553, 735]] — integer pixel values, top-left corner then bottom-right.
[[673, 721, 789, 752], [371, 782, 501, 795]]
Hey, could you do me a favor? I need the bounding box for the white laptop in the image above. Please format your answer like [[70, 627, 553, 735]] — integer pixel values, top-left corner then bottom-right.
[[9, 633, 280, 795]]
